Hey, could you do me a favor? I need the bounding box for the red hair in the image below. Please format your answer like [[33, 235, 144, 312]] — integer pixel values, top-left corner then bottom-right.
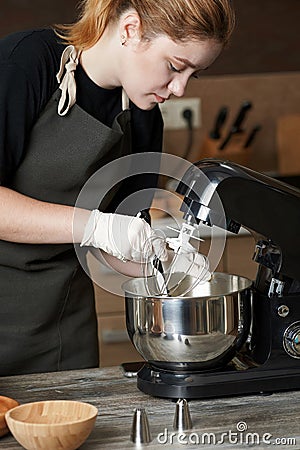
[[55, 0, 235, 50]]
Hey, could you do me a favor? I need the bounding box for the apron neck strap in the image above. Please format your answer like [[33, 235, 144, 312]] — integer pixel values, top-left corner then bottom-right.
[[56, 45, 79, 116], [122, 89, 130, 111], [56, 45, 130, 116]]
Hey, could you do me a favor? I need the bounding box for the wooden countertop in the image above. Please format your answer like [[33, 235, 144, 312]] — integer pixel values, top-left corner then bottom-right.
[[0, 366, 299, 449]]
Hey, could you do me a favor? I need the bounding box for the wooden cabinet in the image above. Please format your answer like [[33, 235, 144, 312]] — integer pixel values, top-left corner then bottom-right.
[[94, 281, 144, 368], [94, 234, 258, 368]]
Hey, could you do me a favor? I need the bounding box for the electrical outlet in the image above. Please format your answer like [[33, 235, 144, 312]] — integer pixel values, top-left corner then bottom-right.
[[159, 98, 201, 130]]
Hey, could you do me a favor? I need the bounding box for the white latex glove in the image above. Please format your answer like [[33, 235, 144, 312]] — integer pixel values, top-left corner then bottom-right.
[[81, 210, 167, 263]]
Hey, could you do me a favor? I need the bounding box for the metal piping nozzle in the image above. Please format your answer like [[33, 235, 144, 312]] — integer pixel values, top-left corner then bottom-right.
[[173, 398, 193, 431], [130, 407, 152, 444]]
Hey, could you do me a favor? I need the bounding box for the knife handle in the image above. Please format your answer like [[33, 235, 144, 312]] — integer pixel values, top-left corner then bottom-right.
[[232, 101, 252, 132], [244, 125, 262, 148], [218, 130, 233, 150], [209, 106, 228, 139]]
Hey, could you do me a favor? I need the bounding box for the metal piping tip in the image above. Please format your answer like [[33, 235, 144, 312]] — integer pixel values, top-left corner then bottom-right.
[[173, 399, 193, 431], [131, 407, 152, 444]]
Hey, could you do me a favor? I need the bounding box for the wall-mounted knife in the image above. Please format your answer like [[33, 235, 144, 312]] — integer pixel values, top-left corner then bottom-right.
[[219, 101, 252, 150], [244, 124, 262, 148], [231, 101, 252, 133], [209, 106, 228, 140]]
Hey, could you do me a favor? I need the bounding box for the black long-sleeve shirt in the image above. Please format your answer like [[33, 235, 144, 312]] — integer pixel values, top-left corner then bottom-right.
[[0, 28, 163, 188]]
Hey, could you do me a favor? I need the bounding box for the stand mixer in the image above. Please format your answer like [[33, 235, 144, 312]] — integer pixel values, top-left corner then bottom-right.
[[123, 159, 300, 399]]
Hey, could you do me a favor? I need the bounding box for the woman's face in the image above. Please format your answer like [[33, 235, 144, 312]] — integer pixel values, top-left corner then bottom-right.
[[119, 35, 222, 110]]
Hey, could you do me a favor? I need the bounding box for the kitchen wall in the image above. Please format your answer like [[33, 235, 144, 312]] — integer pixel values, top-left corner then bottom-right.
[[1, 0, 300, 174], [163, 72, 300, 173], [161, 0, 300, 175], [205, 0, 300, 76], [0, 0, 77, 38]]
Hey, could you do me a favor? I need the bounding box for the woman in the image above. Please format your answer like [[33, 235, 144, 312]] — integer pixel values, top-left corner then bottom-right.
[[0, 0, 235, 375]]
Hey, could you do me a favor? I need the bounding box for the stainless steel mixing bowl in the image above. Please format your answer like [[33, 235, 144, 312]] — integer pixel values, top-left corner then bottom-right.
[[123, 272, 252, 371]]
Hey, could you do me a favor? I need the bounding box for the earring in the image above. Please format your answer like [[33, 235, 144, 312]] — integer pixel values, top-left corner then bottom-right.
[[121, 34, 127, 46]]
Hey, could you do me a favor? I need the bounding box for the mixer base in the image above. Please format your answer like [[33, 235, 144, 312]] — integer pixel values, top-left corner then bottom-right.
[[137, 364, 300, 399]]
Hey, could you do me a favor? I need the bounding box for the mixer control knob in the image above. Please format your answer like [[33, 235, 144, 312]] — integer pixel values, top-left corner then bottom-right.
[[283, 322, 300, 359], [277, 305, 289, 317]]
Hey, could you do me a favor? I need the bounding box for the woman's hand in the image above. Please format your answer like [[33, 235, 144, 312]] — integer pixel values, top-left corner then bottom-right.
[[81, 210, 167, 263]]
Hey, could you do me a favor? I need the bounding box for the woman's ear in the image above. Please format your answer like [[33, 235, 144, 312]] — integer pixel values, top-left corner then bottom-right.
[[119, 11, 142, 45]]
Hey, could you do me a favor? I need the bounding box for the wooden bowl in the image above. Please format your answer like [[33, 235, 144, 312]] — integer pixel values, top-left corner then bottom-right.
[[5, 400, 98, 450], [0, 396, 19, 437]]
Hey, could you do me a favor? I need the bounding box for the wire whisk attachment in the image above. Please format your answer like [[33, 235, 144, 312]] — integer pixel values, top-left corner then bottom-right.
[[142, 222, 211, 297]]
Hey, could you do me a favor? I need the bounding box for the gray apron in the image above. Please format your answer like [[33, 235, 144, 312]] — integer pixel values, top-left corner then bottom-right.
[[0, 45, 132, 375]]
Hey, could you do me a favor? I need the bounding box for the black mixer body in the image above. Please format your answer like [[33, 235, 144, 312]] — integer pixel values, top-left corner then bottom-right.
[[137, 159, 300, 399]]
